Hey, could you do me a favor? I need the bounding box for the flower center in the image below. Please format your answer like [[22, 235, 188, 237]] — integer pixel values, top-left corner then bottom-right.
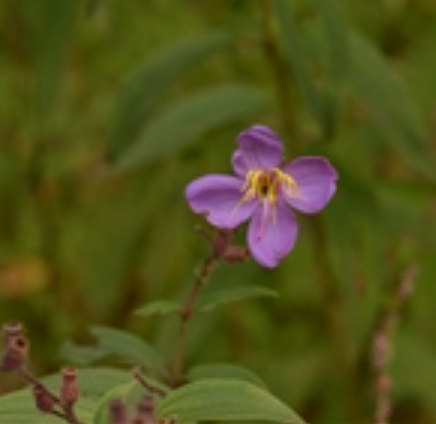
[[241, 167, 298, 204]]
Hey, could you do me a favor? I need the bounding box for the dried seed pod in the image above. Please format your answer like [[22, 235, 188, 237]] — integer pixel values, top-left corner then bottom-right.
[[60, 366, 79, 406], [109, 398, 129, 424], [2, 322, 24, 343], [0, 334, 29, 371]]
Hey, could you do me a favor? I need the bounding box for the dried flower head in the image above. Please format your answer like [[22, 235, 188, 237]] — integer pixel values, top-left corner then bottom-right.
[[1, 323, 29, 371], [60, 366, 79, 407]]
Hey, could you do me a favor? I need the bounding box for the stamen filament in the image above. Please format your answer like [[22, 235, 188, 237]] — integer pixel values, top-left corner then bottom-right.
[[240, 167, 299, 205]]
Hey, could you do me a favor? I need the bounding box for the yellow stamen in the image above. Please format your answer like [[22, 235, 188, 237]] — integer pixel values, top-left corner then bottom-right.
[[240, 167, 299, 206]]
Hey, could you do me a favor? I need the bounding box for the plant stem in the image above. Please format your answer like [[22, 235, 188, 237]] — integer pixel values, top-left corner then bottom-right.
[[18, 366, 58, 397], [372, 265, 418, 424], [18, 366, 84, 424], [132, 367, 167, 397], [172, 251, 220, 386]]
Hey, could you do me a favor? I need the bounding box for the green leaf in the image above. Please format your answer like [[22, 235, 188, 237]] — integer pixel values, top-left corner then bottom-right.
[[188, 363, 267, 388], [198, 285, 277, 312], [346, 33, 434, 178], [305, 0, 349, 133], [90, 326, 164, 372], [135, 300, 181, 318], [0, 393, 95, 424], [112, 85, 268, 173], [0, 368, 130, 424], [108, 31, 232, 158], [271, 0, 326, 128], [60, 340, 108, 366], [156, 379, 308, 424], [306, 0, 349, 81], [393, 333, 436, 412], [376, 178, 436, 205], [19, 0, 76, 117]]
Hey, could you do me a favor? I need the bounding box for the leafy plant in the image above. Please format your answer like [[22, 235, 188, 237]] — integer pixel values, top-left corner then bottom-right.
[[0, 0, 435, 423]]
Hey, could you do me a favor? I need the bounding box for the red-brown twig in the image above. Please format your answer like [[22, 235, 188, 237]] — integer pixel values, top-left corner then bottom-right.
[[171, 229, 235, 385], [372, 265, 419, 424]]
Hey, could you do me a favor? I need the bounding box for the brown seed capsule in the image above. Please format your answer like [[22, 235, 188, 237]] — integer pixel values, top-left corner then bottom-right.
[[2, 322, 24, 344], [108, 398, 129, 424], [60, 366, 79, 406], [0, 334, 29, 371], [134, 395, 155, 422]]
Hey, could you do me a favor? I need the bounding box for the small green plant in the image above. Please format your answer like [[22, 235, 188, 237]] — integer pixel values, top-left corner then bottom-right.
[[1, 124, 337, 424]]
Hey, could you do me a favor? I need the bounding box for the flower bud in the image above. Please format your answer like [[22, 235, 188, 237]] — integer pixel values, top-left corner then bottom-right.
[[33, 385, 57, 413], [60, 366, 79, 406]]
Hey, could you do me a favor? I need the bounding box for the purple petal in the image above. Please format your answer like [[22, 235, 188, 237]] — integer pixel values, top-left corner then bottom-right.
[[247, 201, 298, 268], [233, 125, 283, 174], [231, 150, 246, 177], [282, 156, 338, 214], [186, 174, 257, 229]]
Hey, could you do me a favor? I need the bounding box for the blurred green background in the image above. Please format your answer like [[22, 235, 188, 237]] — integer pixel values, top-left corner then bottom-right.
[[1, 0, 436, 422]]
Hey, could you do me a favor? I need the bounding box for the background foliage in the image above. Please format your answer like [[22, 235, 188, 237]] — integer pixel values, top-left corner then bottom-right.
[[0, 0, 436, 423]]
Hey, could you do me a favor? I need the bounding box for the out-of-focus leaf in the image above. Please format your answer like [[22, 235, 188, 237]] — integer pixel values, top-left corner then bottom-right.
[[374, 178, 436, 242], [93, 380, 137, 424], [346, 33, 434, 178], [271, 0, 326, 128], [135, 300, 181, 318], [376, 178, 436, 205], [305, 0, 349, 134], [0, 368, 130, 424], [274, 351, 329, 407], [67, 367, 132, 398], [198, 285, 277, 312], [86, 0, 105, 16], [112, 85, 268, 173], [0, 394, 94, 424], [394, 333, 436, 412], [306, 0, 349, 81], [327, 154, 380, 218], [90, 326, 164, 372], [19, 0, 76, 116], [188, 363, 267, 388], [156, 379, 308, 424], [108, 31, 232, 158], [60, 340, 108, 366]]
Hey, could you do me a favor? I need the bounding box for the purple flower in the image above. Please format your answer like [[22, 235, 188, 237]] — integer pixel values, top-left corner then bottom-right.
[[185, 125, 338, 268]]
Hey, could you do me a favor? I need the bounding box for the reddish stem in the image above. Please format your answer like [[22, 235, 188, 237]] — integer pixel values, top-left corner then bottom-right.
[[171, 230, 233, 385]]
